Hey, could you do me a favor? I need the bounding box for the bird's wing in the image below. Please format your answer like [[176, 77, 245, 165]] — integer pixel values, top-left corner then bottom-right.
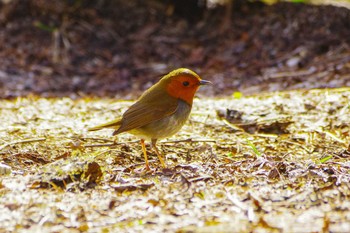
[[114, 91, 179, 135]]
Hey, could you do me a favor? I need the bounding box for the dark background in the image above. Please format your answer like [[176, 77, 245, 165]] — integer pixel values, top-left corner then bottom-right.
[[0, 0, 350, 98]]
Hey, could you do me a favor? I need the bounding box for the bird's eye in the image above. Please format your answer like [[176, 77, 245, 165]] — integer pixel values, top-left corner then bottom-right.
[[182, 81, 190, 86]]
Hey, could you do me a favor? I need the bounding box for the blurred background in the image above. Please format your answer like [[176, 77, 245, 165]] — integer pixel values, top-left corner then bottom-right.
[[0, 0, 350, 98]]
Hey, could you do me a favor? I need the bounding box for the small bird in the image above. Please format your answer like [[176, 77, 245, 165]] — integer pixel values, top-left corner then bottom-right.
[[88, 68, 211, 169]]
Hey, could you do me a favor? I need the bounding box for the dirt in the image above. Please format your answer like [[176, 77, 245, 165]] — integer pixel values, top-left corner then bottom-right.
[[0, 0, 350, 98], [1, 88, 350, 232]]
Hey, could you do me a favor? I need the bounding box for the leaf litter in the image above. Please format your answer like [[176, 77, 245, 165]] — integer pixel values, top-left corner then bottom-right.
[[1, 88, 350, 232]]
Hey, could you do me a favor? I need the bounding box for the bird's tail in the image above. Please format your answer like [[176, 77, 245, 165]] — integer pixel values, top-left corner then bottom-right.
[[88, 118, 122, 131]]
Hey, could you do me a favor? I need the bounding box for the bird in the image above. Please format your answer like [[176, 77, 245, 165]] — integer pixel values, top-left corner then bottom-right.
[[88, 68, 211, 169]]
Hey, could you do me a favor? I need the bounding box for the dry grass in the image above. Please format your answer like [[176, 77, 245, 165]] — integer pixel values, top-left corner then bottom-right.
[[1, 88, 350, 232]]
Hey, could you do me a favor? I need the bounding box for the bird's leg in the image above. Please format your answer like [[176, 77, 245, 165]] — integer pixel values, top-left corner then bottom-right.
[[151, 139, 166, 168], [140, 139, 150, 170]]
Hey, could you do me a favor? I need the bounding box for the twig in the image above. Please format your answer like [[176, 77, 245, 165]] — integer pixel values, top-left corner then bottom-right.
[[84, 140, 139, 148], [188, 175, 213, 182], [84, 142, 120, 148], [221, 119, 245, 132], [320, 130, 347, 145], [0, 137, 46, 151], [282, 140, 313, 153], [79, 137, 116, 143], [163, 138, 216, 144]]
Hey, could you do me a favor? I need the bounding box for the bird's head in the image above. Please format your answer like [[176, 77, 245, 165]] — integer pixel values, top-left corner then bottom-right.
[[162, 68, 211, 105]]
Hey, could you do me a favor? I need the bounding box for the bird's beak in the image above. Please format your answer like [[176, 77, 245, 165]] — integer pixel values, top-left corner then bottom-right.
[[199, 80, 212, 85]]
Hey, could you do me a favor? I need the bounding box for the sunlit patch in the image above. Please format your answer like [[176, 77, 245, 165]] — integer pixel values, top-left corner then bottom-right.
[[1, 88, 350, 232]]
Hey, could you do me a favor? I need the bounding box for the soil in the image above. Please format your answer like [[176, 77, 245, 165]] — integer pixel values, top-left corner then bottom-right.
[[1, 88, 350, 232], [0, 0, 350, 98]]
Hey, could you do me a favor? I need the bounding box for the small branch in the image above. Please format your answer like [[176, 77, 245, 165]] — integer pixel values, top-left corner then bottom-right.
[[321, 130, 347, 145], [0, 138, 46, 151], [282, 140, 313, 154], [221, 118, 245, 132], [162, 138, 216, 144], [84, 142, 119, 148], [84, 140, 139, 148], [188, 176, 213, 182], [79, 137, 116, 143]]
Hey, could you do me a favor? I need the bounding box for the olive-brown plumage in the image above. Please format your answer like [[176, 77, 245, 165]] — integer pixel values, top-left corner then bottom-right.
[[88, 68, 211, 169]]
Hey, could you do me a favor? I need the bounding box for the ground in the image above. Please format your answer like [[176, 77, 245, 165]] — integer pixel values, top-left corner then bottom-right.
[[1, 1, 350, 233], [1, 88, 350, 232]]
